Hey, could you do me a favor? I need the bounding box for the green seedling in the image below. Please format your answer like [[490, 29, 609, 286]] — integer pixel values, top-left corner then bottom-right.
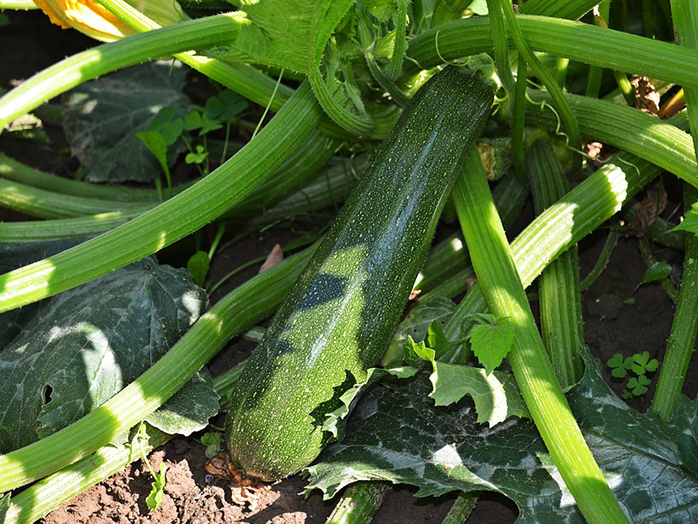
[[607, 351, 659, 398], [199, 432, 222, 459], [185, 145, 209, 165], [135, 424, 168, 511]]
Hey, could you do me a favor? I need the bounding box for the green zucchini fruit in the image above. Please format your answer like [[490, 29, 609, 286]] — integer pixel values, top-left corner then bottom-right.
[[224, 67, 494, 481]]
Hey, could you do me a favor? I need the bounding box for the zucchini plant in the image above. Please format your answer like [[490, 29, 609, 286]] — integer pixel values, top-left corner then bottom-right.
[[0, 0, 698, 523]]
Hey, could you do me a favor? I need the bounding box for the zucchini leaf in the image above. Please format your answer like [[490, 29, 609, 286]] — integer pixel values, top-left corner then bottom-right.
[[144, 369, 219, 437], [62, 61, 189, 183], [215, 0, 356, 74], [307, 351, 698, 522], [0, 255, 207, 453], [0, 238, 87, 348]]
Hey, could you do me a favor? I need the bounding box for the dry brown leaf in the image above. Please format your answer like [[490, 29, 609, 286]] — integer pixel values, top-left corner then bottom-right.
[[259, 244, 284, 273], [629, 184, 668, 233], [631, 76, 660, 115]]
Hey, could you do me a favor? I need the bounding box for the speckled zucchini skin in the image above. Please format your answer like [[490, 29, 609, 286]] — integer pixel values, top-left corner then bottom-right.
[[224, 67, 494, 481]]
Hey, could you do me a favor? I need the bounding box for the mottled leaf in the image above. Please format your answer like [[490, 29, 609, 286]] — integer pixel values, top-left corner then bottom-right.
[[0, 257, 207, 453], [307, 351, 698, 522], [0, 238, 88, 349], [145, 369, 219, 436], [62, 61, 189, 182]]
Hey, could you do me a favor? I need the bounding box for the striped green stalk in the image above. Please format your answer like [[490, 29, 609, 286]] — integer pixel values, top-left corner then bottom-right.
[[519, 0, 598, 19], [652, 188, 698, 418], [452, 149, 628, 523], [511, 54, 527, 178], [651, 0, 698, 419], [442, 114, 689, 363], [0, 212, 142, 245], [406, 15, 698, 93], [386, 0, 409, 80], [325, 483, 389, 524], [0, 244, 317, 493], [525, 95, 698, 189], [0, 81, 321, 313], [0, 178, 150, 219], [0, 154, 161, 202], [440, 493, 477, 524], [2, 363, 247, 524], [486, 0, 516, 94], [528, 139, 584, 388]]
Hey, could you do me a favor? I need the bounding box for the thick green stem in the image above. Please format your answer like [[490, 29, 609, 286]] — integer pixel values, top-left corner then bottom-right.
[[453, 149, 628, 523], [528, 140, 584, 388], [440, 493, 477, 524], [0, 244, 316, 493], [407, 15, 698, 92], [651, 0, 698, 420], [0, 82, 321, 313], [0, 153, 164, 202], [519, 0, 598, 19], [325, 483, 389, 524], [526, 95, 698, 189], [386, 0, 409, 80], [652, 189, 698, 418], [486, 0, 516, 94], [0, 178, 150, 219], [415, 174, 528, 293], [511, 55, 527, 179]]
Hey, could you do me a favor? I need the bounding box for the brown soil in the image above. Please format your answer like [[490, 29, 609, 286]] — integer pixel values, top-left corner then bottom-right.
[[2, 10, 693, 524]]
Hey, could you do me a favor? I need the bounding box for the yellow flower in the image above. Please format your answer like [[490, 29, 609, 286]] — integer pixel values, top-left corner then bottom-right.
[[32, 0, 184, 41]]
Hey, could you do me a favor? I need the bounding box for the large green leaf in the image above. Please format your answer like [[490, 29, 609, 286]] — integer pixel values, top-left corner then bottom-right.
[[0, 256, 207, 453], [62, 62, 189, 183], [307, 353, 698, 522]]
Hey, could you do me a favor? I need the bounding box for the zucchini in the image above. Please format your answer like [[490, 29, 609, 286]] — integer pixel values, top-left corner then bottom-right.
[[224, 67, 494, 481]]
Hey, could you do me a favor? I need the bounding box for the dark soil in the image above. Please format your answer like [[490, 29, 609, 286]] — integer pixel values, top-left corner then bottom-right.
[[2, 10, 694, 524]]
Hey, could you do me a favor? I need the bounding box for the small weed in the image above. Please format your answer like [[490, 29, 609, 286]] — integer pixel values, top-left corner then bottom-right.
[[607, 351, 659, 398]]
